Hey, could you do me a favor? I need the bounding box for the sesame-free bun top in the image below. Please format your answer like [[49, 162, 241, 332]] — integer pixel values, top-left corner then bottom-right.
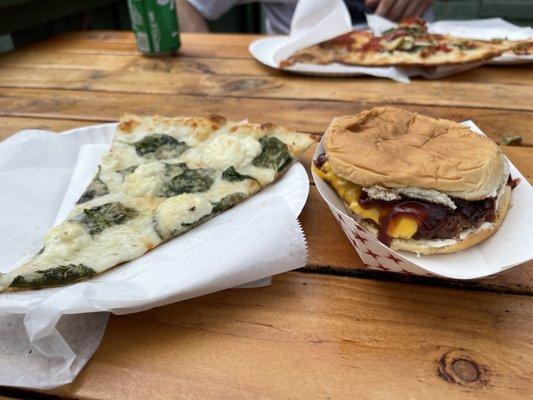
[[325, 107, 508, 200]]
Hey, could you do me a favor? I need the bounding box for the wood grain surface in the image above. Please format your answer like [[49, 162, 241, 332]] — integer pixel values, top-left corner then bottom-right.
[[0, 88, 531, 144], [46, 273, 533, 400], [1, 67, 532, 110], [0, 32, 531, 400]]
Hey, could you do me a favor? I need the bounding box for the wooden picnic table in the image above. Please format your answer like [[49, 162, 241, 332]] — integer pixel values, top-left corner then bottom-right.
[[0, 32, 532, 399]]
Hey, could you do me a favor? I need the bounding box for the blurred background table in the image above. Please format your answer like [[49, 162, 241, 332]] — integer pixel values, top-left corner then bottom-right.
[[0, 32, 532, 399]]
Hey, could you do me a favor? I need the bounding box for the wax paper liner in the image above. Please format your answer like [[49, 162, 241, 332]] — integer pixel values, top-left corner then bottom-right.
[[0, 123, 310, 389]]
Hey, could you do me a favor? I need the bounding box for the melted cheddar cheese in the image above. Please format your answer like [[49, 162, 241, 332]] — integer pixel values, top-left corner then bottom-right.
[[314, 161, 418, 239]]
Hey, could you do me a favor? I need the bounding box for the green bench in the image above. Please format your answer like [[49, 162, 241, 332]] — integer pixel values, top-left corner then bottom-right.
[[0, 0, 260, 51], [434, 0, 533, 27], [0, 0, 531, 52]]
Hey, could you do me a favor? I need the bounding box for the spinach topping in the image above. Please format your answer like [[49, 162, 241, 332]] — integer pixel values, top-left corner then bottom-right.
[[157, 193, 246, 237], [78, 178, 109, 204], [160, 168, 214, 197], [212, 193, 246, 214], [222, 166, 255, 182], [78, 167, 109, 204], [80, 202, 139, 235], [252, 136, 293, 172], [118, 165, 138, 178], [133, 134, 188, 159], [10, 264, 95, 289], [382, 26, 425, 36]]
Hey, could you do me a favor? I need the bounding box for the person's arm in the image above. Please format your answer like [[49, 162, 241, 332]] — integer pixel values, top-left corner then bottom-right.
[[365, 0, 433, 22], [176, 0, 209, 32], [178, 0, 284, 33], [178, 0, 257, 32]]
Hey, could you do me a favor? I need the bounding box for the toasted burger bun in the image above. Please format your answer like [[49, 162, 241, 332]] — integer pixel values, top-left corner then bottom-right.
[[325, 107, 509, 201], [357, 186, 511, 255]]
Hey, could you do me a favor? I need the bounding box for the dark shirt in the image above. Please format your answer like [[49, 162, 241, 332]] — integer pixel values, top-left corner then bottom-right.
[[345, 0, 373, 24]]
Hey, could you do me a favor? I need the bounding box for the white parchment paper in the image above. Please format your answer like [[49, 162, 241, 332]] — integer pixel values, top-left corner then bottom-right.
[[427, 18, 533, 65], [429, 18, 533, 41], [0, 124, 309, 389]]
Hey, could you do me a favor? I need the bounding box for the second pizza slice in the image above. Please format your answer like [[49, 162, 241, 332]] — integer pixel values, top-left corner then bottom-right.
[[281, 17, 523, 67]]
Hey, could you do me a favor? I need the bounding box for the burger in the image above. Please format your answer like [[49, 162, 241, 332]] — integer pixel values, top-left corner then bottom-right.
[[313, 107, 517, 255]]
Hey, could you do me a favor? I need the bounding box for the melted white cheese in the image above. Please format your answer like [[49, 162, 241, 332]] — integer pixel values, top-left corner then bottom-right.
[[181, 134, 261, 170], [31, 215, 161, 273], [122, 161, 166, 197], [43, 222, 92, 254], [155, 194, 213, 239], [18, 223, 93, 271], [234, 165, 276, 186], [88, 215, 161, 273], [101, 141, 144, 171], [202, 174, 259, 203]]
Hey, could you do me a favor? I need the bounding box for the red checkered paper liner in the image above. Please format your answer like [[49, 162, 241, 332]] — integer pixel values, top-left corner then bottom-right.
[[312, 121, 533, 280]]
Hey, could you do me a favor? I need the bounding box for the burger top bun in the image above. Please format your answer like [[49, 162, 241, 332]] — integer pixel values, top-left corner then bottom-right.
[[325, 107, 508, 200]]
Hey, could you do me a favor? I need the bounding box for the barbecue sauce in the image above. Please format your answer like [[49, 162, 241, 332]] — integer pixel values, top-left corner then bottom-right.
[[507, 175, 520, 189], [358, 192, 496, 246], [314, 153, 327, 168]]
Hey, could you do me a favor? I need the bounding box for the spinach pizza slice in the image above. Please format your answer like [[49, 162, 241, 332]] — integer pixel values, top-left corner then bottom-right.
[[0, 115, 316, 292]]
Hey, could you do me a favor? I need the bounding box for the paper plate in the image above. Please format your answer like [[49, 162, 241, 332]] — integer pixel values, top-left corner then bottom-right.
[[489, 53, 533, 65], [249, 36, 367, 76]]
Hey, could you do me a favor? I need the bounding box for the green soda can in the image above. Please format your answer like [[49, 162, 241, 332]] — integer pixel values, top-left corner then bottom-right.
[[127, 0, 181, 55]]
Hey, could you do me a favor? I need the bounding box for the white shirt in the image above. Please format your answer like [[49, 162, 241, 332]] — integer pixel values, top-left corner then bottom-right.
[[187, 0, 298, 34], [187, 0, 433, 35]]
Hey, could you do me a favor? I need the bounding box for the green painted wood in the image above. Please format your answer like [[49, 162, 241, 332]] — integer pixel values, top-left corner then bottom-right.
[[0, 0, 121, 36], [207, 4, 261, 34], [0, 0, 35, 8], [480, 0, 533, 20], [434, 0, 480, 19], [435, 0, 533, 26], [0, 35, 14, 52]]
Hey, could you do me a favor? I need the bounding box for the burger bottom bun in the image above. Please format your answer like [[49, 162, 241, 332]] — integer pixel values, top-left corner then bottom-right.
[[354, 186, 511, 255]]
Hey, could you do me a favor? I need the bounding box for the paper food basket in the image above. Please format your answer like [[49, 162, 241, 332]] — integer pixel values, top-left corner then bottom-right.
[[312, 121, 533, 280]]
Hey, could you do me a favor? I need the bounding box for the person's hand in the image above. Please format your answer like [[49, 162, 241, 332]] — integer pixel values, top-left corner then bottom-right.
[[365, 0, 433, 22]]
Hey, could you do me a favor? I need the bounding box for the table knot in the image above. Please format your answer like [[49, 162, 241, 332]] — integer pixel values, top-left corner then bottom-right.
[[437, 349, 489, 389]]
